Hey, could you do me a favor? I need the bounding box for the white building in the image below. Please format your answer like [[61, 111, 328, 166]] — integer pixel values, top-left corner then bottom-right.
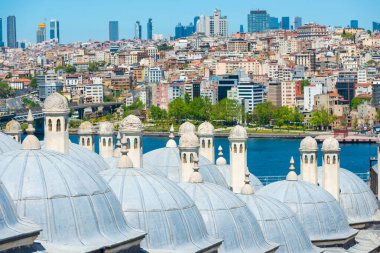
[[148, 67, 163, 84], [198, 9, 228, 37], [237, 78, 266, 113], [84, 84, 103, 104], [357, 69, 368, 84], [304, 84, 323, 112]]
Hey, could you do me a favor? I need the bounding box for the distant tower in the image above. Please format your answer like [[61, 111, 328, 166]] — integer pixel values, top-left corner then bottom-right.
[[350, 20, 359, 29], [36, 23, 46, 43], [147, 18, 153, 40], [0, 18, 4, 47], [197, 122, 215, 164], [4, 119, 22, 142], [294, 17, 302, 30], [135, 21, 142, 40], [78, 121, 95, 151], [179, 132, 200, 182], [193, 16, 200, 33], [43, 92, 70, 154], [321, 137, 341, 200], [7, 16, 17, 48], [299, 136, 318, 185], [240, 24, 244, 33], [377, 134, 380, 200], [98, 122, 114, 159], [109, 21, 119, 41], [119, 115, 143, 168], [229, 125, 248, 193], [49, 19, 60, 43]]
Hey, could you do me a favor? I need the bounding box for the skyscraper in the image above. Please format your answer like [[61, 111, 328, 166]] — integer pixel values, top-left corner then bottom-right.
[[240, 25, 244, 33], [49, 19, 60, 43], [175, 23, 184, 39], [294, 17, 302, 29], [0, 18, 4, 47], [135, 21, 142, 40], [281, 17, 290, 30], [36, 23, 46, 43], [206, 9, 228, 37], [193, 16, 200, 33], [109, 21, 119, 41], [7, 16, 17, 48], [350, 20, 359, 29], [247, 10, 269, 33], [269, 17, 279, 30], [147, 18, 153, 40], [374, 22, 380, 32]]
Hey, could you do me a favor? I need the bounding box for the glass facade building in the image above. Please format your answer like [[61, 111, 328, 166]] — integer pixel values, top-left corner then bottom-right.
[[109, 21, 119, 41], [7, 16, 17, 48], [350, 20, 358, 29], [147, 18, 153, 40], [0, 18, 3, 47], [281, 17, 290, 30], [269, 17, 279, 30], [373, 22, 380, 32], [49, 19, 60, 43], [294, 17, 302, 29], [247, 10, 269, 33], [135, 21, 142, 40]]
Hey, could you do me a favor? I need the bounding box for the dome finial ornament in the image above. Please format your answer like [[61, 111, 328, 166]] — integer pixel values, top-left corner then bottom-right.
[[286, 156, 298, 181], [117, 136, 133, 169], [216, 146, 227, 166], [22, 110, 41, 150], [189, 156, 203, 183], [166, 124, 177, 148], [116, 132, 121, 148], [241, 169, 254, 195]]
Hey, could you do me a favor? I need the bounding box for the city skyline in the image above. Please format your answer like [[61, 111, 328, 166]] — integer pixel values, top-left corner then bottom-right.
[[0, 0, 378, 44]]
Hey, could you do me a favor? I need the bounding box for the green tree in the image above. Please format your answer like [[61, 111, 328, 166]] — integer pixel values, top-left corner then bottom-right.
[[150, 105, 167, 120], [64, 65, 77, 74], [0, 82, 15, 98], [252, 102, 276, 126], [351, 97, 370, 110], [88, 62, 99, 72], [211, 98, 242, 123], [169, 97, 188, 120], [184, 92, 191, 105], [309, 108, 336, 130], [5, 72, 12, 79], [30, 78, 38, 89], [300, 79, 310, 94], [189, 97, 211, 120]]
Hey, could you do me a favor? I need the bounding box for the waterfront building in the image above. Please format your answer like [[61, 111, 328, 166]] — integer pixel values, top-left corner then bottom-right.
[[281, 17, 290, 30], [49, 19, 60, 43], [109, 21, 119, 41], [237, 77, 266, 112], [303, 83, 323, 112], [135, 21, 142, 40], [36, 23, 46, 43], [248, 10, 269, 33], [147, 18, 153, 40], [0, 18, 4, 47], [7, 16, 17, 48], [350, 20, 359, 29]]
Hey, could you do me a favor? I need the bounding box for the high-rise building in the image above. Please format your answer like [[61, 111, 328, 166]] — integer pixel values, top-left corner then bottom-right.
[[350, 20, 359, 29], [135, 21, 142, 40], [175, 22, 194, 39], [147, 18, 153, 40], [36, 23, 46, 43], [247, 10, 269, 33], [281, 17, 290, 30], [240, 25, 244, 33], [193, 16, 200, 33], [373, 22, 380, 32], [294, 17, 302, 29], [7, 16, 17, 48], [207, 9, 228, 37], [269, 17, 279, 30], [49, 19, 60, 43], [0, 18, 4, 47], [109, 21, 119, 41]]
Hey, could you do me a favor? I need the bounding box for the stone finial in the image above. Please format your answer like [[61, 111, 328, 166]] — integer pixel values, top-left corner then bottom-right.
[[117, 136, 133, 169], [189, 156, 203, 183], [166, 124, 177, 148], [22, 110, 41, 150], [216, 146, 227, 166], [240, 170, 254, 195], [286, 157, 298, 181]]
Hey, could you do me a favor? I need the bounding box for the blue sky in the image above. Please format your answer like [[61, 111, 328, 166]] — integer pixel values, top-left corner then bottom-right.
[[0, 0, 378, 44]]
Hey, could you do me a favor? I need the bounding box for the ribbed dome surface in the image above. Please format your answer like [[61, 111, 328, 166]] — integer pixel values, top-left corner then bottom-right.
[[238, 194, 320, 253], [0, 180, 40, 250], [317, 167, 379, 225], [217, 164, 263, 191], [41, 142, 110, 172], [179, 182, 277, 253], [0, 149, 144, 252], [0, 132, 21, 154], [4, 120, 22, 134], [100, 168, 221, 252], [143, 147, 229, 188], [258, 180, 357, 243]]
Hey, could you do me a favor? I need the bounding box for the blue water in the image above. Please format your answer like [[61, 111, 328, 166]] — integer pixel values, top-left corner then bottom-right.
[[68, 135, 376, 177]]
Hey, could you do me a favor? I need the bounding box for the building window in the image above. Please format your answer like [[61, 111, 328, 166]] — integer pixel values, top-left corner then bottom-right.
[[103, 138, 106, 147], [87, 138, 90, 146], [48, 119, 52, 131], [56, 119, 61, 132]]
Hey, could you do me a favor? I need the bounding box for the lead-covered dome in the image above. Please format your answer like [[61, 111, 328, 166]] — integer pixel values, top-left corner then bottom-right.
[[218, 164, 263, 191], [0, 180, 40, 251], [229, 125, 248, 139], [258, 177, 357, 246], [98, 121, 114, 135], [0, 132, 21, 154], [120, 115, 143, 132], [4, 120, 22, 134], [0, 147, 144, 252], [100, 167, 222, 252], [42, 92, 68, 112], [143, 147, 229, 188], [179, 121, 196, 136], [300, 136, 318, 151], [77, 121, 94, 135], [179, 180, 278, 253], [322, 137, 340, 151], [198, 122, 214, 136], [179, 132, 199, 148], [317, 167, 379, 226]]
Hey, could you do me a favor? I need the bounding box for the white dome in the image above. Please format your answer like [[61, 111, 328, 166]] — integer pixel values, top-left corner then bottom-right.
[[0, 148, 144, 252], [4, 120, 22, 134], [179, 181, 278, 253], [77, 121, 94, 135], [179, 132, 199, 148], [98, 121, 114, 135], [300, 136, 318, 151], [120, 115, 143, 132], [229, 125, 248, 139], [317, 167, 379, 226], [179, 121, 196, 136], [42, 92, 68, 112], [100, 167, 221, 252], [258, 180, 357, 245], [198, 122, 214, 136], [0, 179, 40, 251], [0, 132, 21, 154], [143, 147, 229, 188], [238, 194, 320, 253], [322, 137, 340, 151]]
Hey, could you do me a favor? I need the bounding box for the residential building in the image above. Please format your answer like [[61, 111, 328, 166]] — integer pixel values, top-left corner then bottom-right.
[[294, 17, 302, 29], [281, 81, 296, 107], [84, 84, 103, 103], [248, 10, 269, 33], [49, 19, 60, 43], [109, 21, 119, 41], [357, 69, 367, 84], [7, 16, 17, 48], [281, 17, 290, 30], [36, 23, 46, 43], [227, 39, 249, 52], [268, 81, 282, 106], [372, 80, 380, 107], [297, 23, 328, 40], [350, 20, 359, 29], [135, 21, 142, 40], [148, 67, 163, 84], [336, 71, 357, 105], [303, 83, 323, 112], [39, 82, 63, 100], [147, 18, 153, 40]]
